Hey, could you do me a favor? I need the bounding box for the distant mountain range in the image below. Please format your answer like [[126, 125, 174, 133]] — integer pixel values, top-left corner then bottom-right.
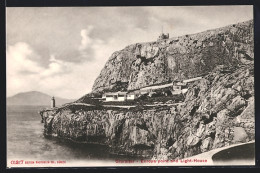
[[7, 91, 75, 106]]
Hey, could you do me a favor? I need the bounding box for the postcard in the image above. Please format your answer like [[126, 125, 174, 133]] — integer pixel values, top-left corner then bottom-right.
[[6, 5, 255, 167]]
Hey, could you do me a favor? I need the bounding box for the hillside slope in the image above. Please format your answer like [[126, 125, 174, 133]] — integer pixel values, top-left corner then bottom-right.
[[92, 20, 253, 94]]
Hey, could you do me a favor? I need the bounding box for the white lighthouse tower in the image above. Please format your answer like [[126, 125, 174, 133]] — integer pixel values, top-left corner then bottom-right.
[[51, 96, 56, 108]]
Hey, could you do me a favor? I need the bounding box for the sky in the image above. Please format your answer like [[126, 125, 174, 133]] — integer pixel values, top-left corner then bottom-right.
[[6, 6, 253, 99]]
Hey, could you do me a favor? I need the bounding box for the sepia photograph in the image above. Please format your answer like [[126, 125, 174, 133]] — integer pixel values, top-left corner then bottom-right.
[[6, 5, 255, 167]]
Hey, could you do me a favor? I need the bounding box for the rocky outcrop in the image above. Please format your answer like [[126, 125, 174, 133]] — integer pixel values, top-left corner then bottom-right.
[[41, 64, 254, 159], [40, 20, 254, 159], [92, 20, 253, 93], [157, 64, 254, 159]]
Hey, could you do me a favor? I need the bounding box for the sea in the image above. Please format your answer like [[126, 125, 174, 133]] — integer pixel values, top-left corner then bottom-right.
[[6, 105, 139, 167]]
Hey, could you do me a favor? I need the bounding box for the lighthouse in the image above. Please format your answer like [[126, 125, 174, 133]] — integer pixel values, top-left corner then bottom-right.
[[51, 96, 56, 108]]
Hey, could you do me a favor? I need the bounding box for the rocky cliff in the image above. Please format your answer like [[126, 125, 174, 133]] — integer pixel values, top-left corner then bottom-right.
[[40, 20, 254, 159], [92, 20, 253, 93], [41, 64, 254, 159]]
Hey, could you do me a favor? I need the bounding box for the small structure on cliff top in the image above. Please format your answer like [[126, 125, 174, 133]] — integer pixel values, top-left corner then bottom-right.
[[51, 96, 56, 108], [158, 33, 169, 41], [157, 26, 169, 41]]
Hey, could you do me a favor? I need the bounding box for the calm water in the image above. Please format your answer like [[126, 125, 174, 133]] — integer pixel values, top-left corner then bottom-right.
[[7, 105, 136, 163]]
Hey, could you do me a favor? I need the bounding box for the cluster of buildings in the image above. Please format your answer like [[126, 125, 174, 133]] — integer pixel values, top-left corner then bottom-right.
[[102, 77, 202, 102], [100, 32, 204, 102]]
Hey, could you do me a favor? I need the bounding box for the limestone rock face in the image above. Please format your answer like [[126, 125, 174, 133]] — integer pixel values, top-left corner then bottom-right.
[[41, 64, 254, 159], [40, 20, 254, 159], [92, 20, 253, 93], [233, 127, 248, 143]]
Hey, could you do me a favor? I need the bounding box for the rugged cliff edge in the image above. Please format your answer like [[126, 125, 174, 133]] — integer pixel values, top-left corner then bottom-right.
[[92, 20, 253, 93], [40, 20, 254, 159], [41, 64, 254, 159]]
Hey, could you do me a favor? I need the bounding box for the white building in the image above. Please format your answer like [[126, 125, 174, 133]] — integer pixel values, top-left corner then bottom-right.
[[102, 77, 203, 101], [102, 91, 142, 102], [103, 92, 127, 102], [172, 81, 188, 95], [127, 91, 141, 100], [171, 76, 202, 95]]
